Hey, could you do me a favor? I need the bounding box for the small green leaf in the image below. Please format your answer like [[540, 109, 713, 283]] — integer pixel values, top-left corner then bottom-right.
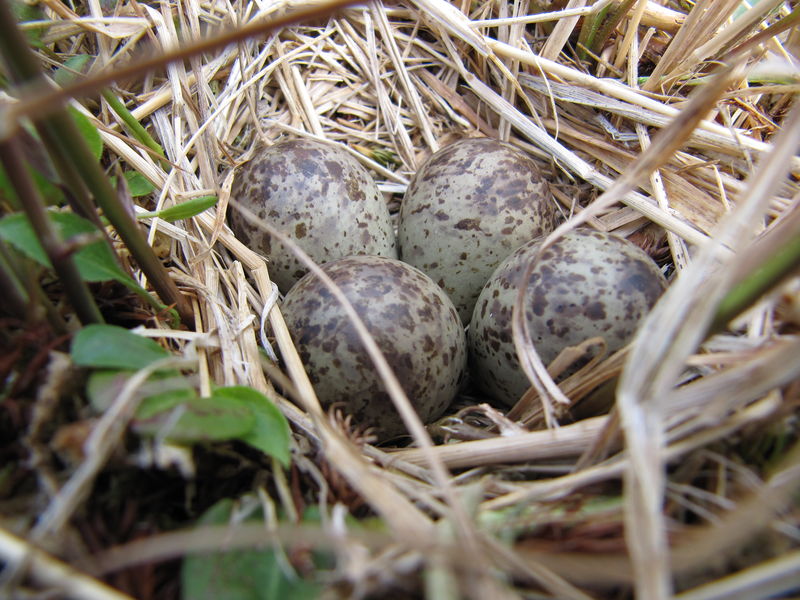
[[86, 372, 289, 462], [87, 369, 196, 413], [136, 385, 198, 419], [54, 54, 92, 87], [372, 148, 400, 168], [124, 171, 156, 197], [181, 499, 322, 600], [0, 162, 64, 208], [211, 386, 291, 467], [12, 0, 46, 47], [135, 396, 255, 443], [0, 211, 147, 294], [68, 106, 103, 161], [0, 212, 49, 265], [101, 89, 169, 168], [72, 324, 169, 370], [30, 167, 67, 205], [11, 0, 44, 22], [138, 196, 218, 222]]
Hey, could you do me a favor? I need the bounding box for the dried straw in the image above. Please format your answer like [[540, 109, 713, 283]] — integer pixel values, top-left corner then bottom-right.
[[9, 0, 800, 598]]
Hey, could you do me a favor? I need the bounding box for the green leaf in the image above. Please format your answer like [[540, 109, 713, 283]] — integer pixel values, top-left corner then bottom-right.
[[138, 196, 218, 222], [85, 370, 290, 463], [87, 370, 256, 443], [101, 90, 168, 167], [47, 212, 126, 283], [136, 385, 198, 419], [68, 106, 103, 161], [0, 211, 146, 294], [124, 171, 156, 197], [11, 0, 44, 23], [0, 212, 49, 265], [87, 369, 196, 413], [135, 396, 256, 443], [12, 0, 46, 47], [30, 167, 67, 205], [137, 387, 290, 461], [181, 500, 321, 600], [54, 54, 92, 87], [0, 159, 64, 209], [72, 324, 169, 370], [211, 386, 291, 467]]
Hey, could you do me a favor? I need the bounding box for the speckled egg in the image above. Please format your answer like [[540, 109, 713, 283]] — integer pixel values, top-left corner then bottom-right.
[[229, 138, 397, 293], [281, 255, 467, 440], [398, 138, 558, 323], [468, 230, 667, 406]]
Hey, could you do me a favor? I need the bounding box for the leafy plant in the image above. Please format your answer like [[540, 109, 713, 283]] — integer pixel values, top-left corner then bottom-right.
[[73, 325, 291, 467], [72, 324, 170, 370], [181, 499, 323, 600], [0, 212, 142, 293], [0, 0, 192, 324]]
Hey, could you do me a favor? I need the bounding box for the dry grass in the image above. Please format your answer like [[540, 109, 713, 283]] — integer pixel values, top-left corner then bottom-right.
[[2, 0, 800, 598]]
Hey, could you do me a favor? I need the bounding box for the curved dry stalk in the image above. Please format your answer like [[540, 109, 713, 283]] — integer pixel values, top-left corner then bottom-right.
[[90, 521, 394, 575], [507, 57, 752, 435], [615, 97, 800, 600], [394, 416, 606, 468], [0, 527, 132, 600], [191, 204, 437, 543], [485, 38, 792, 169], [396, 333, 800, 472], [228, 200, 498, 554], [676, 550, 800, 600]]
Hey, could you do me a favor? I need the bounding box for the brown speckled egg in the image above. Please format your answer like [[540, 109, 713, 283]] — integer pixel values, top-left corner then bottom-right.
[[468, 230, 667, 406], [398, 138, 558, 323], [281, 255, 467, 440], [229, 138, 397, 293]]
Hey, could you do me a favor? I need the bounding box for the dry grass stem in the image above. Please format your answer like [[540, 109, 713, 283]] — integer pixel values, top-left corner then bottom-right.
[[0, 527, 133, 600], [676, 550, 800, 600]]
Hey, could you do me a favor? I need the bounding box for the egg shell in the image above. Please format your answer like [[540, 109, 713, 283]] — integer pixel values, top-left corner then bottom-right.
[[398, 138, 557, 323], [468, 230, 668, 406], [229, 138, 397, 293], [280, 255, 467, 440]]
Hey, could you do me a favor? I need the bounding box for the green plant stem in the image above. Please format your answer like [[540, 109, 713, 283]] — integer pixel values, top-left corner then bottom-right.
[[0, 19, 100, 227], [576, 3, 611, 61], [101, 89, 169, 171], [0, 0, 193, 325], [590, 0, 636, 57], [0, 136, 103, 325], [708, 228, 800, 336], [36, 116, 106, 227], [40, 113, 193, 324], [577, 0, 637, 61]]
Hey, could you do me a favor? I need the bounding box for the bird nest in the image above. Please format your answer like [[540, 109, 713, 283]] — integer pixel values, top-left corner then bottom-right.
[[2, 0, 800, 598]]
